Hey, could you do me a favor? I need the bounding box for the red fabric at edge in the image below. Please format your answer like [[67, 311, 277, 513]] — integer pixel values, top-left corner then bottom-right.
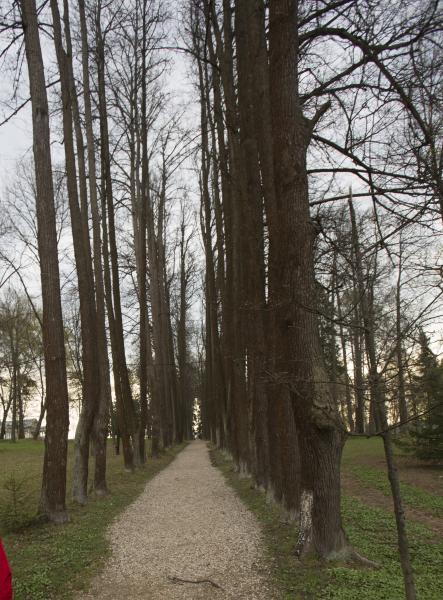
[[0, 540, 12, 600]]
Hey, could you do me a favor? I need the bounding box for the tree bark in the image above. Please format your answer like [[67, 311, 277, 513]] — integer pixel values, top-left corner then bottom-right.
[[234, 0, 270, 489], [268, 0, 351, 559], [96, 4, 137, 470], [20, 0, 69, 523], [137, 2, 150, 461], [50, 0, 100, 505], [336, 288, 354, 431], [396, 239, 408, 427], [33, 400, 46, 440], [78, 0, 112, 493]]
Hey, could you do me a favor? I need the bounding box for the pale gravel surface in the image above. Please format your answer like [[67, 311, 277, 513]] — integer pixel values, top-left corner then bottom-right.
[[77, 440, 275, 599]]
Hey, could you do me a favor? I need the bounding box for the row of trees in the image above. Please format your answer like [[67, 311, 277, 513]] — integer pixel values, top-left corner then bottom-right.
[[188, 1, 441, 597], [1, 0, 200, 523], [0, 1, 441, 598]]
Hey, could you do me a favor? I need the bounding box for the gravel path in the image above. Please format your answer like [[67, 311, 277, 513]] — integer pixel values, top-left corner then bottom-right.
[[77, 440, 275, 599]]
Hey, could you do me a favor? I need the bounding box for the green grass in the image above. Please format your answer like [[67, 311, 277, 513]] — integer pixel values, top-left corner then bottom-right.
[[210, 446, 443, 600], [0, 439, 186, 600], [342, 436, 443, 518], [342, 436, 386, 464], [322, 497, 443, 600], [350, 465, 443, 518]]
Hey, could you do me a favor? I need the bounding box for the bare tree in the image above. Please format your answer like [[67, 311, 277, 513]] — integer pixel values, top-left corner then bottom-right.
[[20, 0, 70, 523]]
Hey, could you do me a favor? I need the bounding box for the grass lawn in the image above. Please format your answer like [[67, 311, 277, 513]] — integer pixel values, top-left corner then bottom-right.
[[0, 439, 186, 600], [211, 438, 443, 600], [342, 437, 443, 518]]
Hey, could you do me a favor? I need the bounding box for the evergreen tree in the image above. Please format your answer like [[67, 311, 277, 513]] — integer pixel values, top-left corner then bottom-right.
[[409, 331, 443, 460]]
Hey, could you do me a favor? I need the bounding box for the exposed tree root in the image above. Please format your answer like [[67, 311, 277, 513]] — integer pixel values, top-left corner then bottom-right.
[[294, 543, 379, 568], [346, 550, 380, 569]]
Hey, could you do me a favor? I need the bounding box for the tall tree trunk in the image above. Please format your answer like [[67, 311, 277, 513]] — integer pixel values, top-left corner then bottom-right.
[[196, 44, 226, 453], [78, 0, 111, 493], [17, 369, 25, 439], [96, 5, 137, 470], [268, 0, 351, 559], [79, 0, 111, 495], [146, 188, 164, 453], [207, 3, 232, 451], [240, 0, 299, 507], [20, 0, 69, 523], [50, 0, 100, 505], [235, 0, 270, 488], [348, 198, 381, 434], [336, 289, 354, 431], [396, 240, 408, 427], [11, 361, 17, 443], [348, 197, 417, 597], [208, 0, 246, 465], [351, 222, 365, 433], [157, 174, 177, 446], [137, 1, 150, 461], [33, 400, 46, 440], [0, 394, 12, 439], [177, 213, 193, 441]]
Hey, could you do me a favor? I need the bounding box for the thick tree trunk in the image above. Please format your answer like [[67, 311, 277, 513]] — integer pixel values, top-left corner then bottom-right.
[[147, 173, 175, 449], [21, 0, 69, 523], [208, 0, 247, 465], [208, 7, 231, 451], [242, 0, 300, 507], [268, 0, 351, 559], [235, 0, 270, 488]]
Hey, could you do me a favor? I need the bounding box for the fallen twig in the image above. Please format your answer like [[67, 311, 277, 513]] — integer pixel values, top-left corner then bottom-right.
[[168, 575, 224, 590]]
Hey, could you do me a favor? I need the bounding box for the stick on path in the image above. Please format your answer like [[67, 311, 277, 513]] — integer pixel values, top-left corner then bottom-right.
[[77, 440, 274, 599]]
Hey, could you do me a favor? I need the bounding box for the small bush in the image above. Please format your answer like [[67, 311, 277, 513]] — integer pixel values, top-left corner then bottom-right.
[[0, 473, 35, 533]]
